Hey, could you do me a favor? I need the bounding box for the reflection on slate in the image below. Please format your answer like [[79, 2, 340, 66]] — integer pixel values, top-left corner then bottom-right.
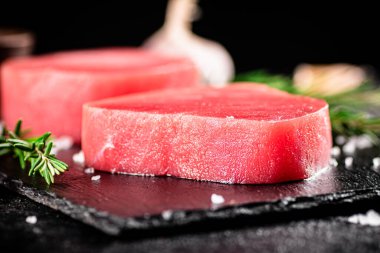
[[1, 147, 380, 235]]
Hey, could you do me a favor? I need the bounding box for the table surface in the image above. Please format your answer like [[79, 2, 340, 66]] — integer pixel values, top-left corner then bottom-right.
[[1, 185, 380, 253]]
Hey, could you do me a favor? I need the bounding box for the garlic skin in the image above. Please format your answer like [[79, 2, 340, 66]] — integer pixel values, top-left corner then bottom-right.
[[143, 0, 234, 87], [293, 64, 366, 96]]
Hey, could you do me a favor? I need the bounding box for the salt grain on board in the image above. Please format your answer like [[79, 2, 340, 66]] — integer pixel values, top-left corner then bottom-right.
[[329, 158, 338, 168], [25, 216, 37, 224], [211, 194, 225, 205], [91, 175, 101, 181], [345, 157, 354, 168], [335, 135, 346, 145], [373, 157, 380, 169], [342, 135, 373, 155], [342, 141, 356, 155], [84, 167, 95, 174], [347, 210, 380, 226], [355, 135, 373, 149], [162, 210, 173, 220], [51, 136, 74, 154], [73, 150, 85, 166], [330, 146, 341, 158]]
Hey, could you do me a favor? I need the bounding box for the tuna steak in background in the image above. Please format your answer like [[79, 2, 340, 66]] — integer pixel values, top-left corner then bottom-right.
[[82, 83, 332, 184], [1, 48, 199, 143]]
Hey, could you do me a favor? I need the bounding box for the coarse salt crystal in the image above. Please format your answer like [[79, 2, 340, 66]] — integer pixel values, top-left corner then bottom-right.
[[26, 216, 37, 224], [211, 194, 225, 205], [335, 135, 346, 145], [355, 135, 373, 149], [342, 141, 356, 155], [73, 150, 85, 166], [51, 136, 74, 154], [162, 210, 173, 220], [329, 158, 338, 167], [345, 157, 354, 168], [373, 157, 380, 169], [91, 175, 101, 181], [330, 146, 341, 158], [84, 167, 95, 174], [347, 210, 380, 226], [342, 135, 374, 155]]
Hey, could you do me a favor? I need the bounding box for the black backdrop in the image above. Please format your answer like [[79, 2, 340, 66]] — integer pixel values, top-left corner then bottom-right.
[[1, 1, 379, 74]]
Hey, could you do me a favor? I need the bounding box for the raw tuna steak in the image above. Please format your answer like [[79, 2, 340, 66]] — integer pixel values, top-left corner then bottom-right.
[[82, 83, 332, 184], [1, 48, 199, 142]]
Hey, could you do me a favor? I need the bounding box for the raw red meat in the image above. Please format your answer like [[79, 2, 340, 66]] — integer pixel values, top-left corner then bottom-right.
[[1, 48, 199, 142], [82, 83, 332, 184]]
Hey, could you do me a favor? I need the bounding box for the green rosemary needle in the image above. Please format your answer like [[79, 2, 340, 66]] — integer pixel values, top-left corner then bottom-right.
[[0, 120, 68, 185], [234, 70, 298, 93], [234, 70, 380, 143]]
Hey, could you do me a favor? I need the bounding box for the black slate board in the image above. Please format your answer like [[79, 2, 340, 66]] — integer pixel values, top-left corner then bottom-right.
[[3, 185, 380, 253], [1, 146, 380, 235]]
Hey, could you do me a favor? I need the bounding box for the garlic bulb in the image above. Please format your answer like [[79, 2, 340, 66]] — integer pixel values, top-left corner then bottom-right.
[[143, 0, 234, 87], [293, 64, 366, 96]]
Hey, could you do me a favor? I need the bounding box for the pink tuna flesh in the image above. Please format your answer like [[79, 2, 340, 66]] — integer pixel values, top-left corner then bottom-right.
[[82, 83, 332, 184], [1, 48, 199, 142]]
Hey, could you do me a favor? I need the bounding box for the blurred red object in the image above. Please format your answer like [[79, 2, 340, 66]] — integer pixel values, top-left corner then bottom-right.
[[0, 28, 35, 118]]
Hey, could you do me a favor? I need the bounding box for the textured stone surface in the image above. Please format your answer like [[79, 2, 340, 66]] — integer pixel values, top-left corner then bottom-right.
[[1, 147, 380, 235], [1, 185, 380, 253]]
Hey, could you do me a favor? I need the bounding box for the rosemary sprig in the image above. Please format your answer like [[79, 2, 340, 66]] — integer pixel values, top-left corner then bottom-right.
[[234, 70, 380, 142], [234, 70, 299, 93], [329, 106, 380, 143], [0, 120, 68, 184]]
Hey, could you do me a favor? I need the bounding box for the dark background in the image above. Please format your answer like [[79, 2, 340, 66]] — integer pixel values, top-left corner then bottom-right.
[[1, 1, 379, 74], [2, 3, 380, 252]]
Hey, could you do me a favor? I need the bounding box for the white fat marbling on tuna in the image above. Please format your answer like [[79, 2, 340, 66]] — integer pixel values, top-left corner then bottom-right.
[[93, 134, 115, 164]]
